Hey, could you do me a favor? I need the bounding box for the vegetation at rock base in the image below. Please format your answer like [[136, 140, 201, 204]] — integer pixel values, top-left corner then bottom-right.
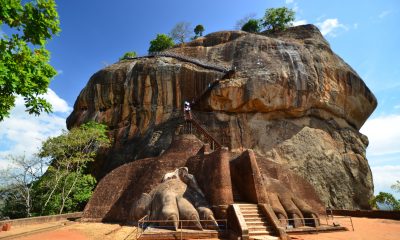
[[148, 34, 175, 53], [170, 22, 192, 44], [391, 180, 400, 193], [0, 155, 45, 218], [119, 51, 137, 60], [241, 19, 261, 33], [194, 24, 205, 38], [0, 122, 110, 218], [262, 7, 295, 32], [369, 192, 400, 211], [0, 0, 60, 121]]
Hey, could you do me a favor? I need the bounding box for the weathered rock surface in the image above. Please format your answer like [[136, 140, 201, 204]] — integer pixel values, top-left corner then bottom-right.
[[67, 24, 377, 209]]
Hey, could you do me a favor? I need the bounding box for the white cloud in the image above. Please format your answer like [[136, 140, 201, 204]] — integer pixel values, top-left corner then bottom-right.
[[379, 10, 391, 19], [360, 115, 400, 156], [284, 0, 299, 12], [41, 88, 72, 113], [361, 115, 400, 197], [316, 15, 326, 21], [371, 165, 400, 197], [292, 19, 307, 26], [0, 89, 71, 169], [316, 18, 348, 37], [353, 23, 359, 29]]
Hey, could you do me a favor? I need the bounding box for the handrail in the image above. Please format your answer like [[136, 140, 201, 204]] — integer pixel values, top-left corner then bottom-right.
[[123, 51, 232, 73], [183, 117, 222, 151], [136, 215, 149, 239]]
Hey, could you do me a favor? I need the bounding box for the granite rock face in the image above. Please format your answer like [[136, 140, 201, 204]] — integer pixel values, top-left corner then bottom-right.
[[67, 24, 377, 209]]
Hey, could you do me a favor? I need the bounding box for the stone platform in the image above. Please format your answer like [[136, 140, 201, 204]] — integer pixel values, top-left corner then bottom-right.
[[139, 227, 227, 239]]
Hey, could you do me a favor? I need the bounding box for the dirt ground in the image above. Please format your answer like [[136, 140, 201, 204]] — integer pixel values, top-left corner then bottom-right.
[[2, 222, 138, 240], [290, 217, 400, 240], [1, 217, 399, 240]]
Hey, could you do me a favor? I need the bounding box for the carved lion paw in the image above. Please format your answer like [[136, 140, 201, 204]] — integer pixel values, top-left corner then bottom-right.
[[264, 177, 320, 228], [131, 168, 218, 230]]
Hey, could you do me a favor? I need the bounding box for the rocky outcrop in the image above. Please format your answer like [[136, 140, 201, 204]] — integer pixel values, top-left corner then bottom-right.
[[67, 24, 377, 209]]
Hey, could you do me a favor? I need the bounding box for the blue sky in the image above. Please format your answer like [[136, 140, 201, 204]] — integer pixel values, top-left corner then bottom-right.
[[1, 0, 399, 198]]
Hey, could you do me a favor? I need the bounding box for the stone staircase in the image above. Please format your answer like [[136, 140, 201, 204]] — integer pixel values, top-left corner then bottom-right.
[[238, 204, 279, 240]]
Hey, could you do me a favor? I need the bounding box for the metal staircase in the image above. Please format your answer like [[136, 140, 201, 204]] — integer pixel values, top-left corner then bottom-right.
[[183, 114, 222, 151]]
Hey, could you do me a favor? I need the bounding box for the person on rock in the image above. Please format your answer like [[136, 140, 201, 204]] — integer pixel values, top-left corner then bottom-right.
[[184, 101, 192, 120]]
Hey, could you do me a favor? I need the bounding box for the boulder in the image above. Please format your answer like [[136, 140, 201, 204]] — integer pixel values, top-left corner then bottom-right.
[[67, 24, 376, 209]]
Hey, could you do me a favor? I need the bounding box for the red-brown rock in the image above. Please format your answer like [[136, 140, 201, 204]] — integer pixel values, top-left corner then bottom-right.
[[67, 24, 377, 209]]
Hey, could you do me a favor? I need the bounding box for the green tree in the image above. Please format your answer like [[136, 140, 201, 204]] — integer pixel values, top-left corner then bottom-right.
[[369, 192, 400, 210], [170, 22, 192, 44], [241, 19, 261, 33], [261, 7, 295, 32], [0, 155, 46, 218], [0, 0, 60, 121], [33, 172, 96, 215], [391, 180, 400, 193], [119, 51, 137, 60], [148, 34, 175, 53], [235, 13, 257, 30], [194, 24, 205, 38], [36, 121, 110, 214]]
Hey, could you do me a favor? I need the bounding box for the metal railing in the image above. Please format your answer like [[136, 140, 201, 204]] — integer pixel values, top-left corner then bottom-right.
[[123, 51, 232, 73], [137, 216, 228, 240], [183, 118, 222, 151], [326, 215, 355, 231]]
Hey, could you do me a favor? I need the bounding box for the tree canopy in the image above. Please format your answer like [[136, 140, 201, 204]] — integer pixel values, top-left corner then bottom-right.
[[261, 7, 295, 32], [37, 121, 110, 214], [194, 24, 205, 38], [370, 192, 400, 210], [119, 51, 137, 60], [235, 13, 257, 30], [0, 0, 60, 121], [241, 19, 261, 33], [170, 22, 192, 44], [0, 122, 110, 218], [148, 34, 175, 53], [391, 180, 400, 193]]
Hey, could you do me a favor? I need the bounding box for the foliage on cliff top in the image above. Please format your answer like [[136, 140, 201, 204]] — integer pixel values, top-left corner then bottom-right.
[[119, 51, 137, 60], [241, 19, 261, 33], [262, 7, 295, 32], [148, 34, 175, 53]]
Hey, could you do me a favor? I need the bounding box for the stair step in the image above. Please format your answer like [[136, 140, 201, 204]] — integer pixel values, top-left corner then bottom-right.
[[244, 217, 267, 221], [243, 213, 264, 217], [241, 210, 262, 214], [246, 222, 270, 228], [248, 226, 272, 231], [246, 221, 270, 226], [250, 236, 280, 240], [249, 230, 272, 236]]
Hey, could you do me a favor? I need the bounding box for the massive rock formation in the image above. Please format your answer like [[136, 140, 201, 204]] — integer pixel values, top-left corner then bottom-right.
[[67, 24, 377, 209]]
